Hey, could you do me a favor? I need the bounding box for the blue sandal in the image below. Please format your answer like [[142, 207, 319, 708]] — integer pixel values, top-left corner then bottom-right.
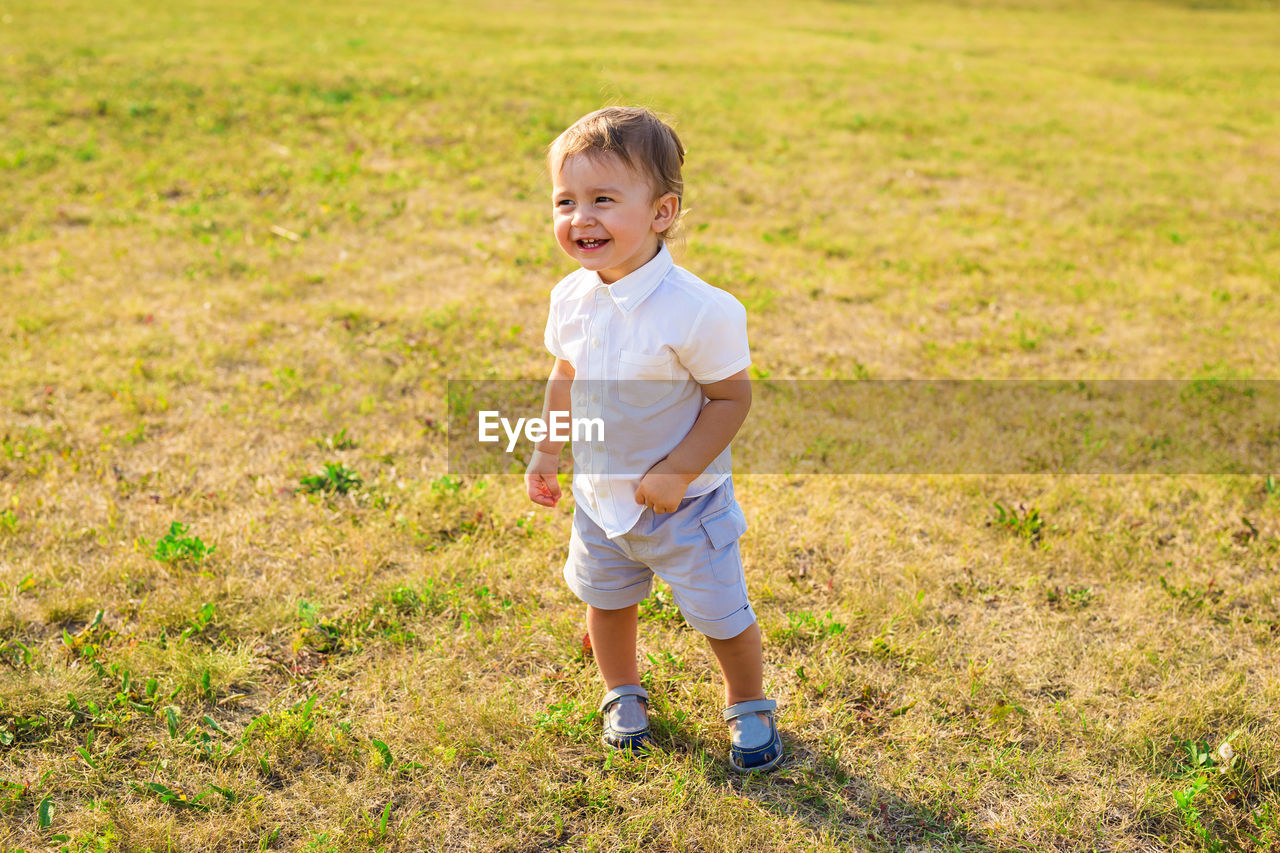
[[600, 685, 652, 751], [724, 699, 784, 773]]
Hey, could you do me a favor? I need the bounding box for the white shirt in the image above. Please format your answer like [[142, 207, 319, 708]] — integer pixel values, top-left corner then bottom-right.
[[544, 244, 751, 538]]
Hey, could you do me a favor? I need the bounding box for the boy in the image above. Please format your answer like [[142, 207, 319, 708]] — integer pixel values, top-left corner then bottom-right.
[[524, 107, 782, 773]]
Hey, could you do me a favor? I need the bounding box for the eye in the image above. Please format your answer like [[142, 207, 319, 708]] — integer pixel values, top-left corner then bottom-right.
[[595, 196, 614, 204], [555, 199, 574, 208]]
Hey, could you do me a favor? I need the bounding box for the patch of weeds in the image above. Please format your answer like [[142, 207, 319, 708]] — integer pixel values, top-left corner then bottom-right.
[[1231, 516, 1259, 545], [61, 610, 112, 663], [547, 780, 614, 815], [131, 781, 214, 811], [302, 831, 341, 853], [192, 715, 236, 761], [0, 637, 35, 669], [988, 699, 1028, 725], [9, 572, 37, 596], [181, 602, 217, 641], [1046, 585, 1095, 609], [427, 473, 491, 540], [1172, 775, 1227, 853], [0, 711, 49, 746], [300, 462, 362, 495], [109, 664, 163, 713], [0, 508, 16, 533], [773, 610, 847, 646], [302, 582, 514, 656], [430, 474, 463, 494], [1142, 730, 1274, 851], [316, 428, 359, 450], [637, 587, 682, 625], [54, 824, 123, 851], [1178, 738, 1222, 776], [426, 477, 491, 539], [369, 737, 393, 770], [161, 702, 240, 762], [644, 650, 688, 685], [258, 826, 282, 850], [295, 600, 346, 654], [1, 434, 29, 460], [122, 422, 148, 444], [989, 502, 1044, 546], [386, 585, 422, 614], [359, 801, 394, 844], [0, 778, 25, 815], [1159, 575, 1224, 610], [418, 581, 510, 628], [534, 697, 597, 742], [254, 694, 321, 748], [192, 667, 217, 703], [362, 591, 419, 645], [147, 522, 215, 564]]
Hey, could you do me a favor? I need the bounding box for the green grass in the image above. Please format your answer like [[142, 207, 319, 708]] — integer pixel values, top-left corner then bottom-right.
[[2, 0, 1280, 850]]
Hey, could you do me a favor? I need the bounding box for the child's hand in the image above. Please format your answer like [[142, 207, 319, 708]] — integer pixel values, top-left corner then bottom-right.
[[634, 458, 693, 514], [525, 449, 561, 508]]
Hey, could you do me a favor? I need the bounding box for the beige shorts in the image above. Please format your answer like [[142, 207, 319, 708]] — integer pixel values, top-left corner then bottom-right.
[[563, 479, 756, 640]]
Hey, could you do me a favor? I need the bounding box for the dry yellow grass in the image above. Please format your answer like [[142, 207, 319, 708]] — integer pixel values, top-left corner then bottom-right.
[[3, 0, 1279, 851]]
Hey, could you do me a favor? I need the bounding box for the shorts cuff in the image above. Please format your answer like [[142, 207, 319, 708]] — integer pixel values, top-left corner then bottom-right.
[[565, 574, 653, 610], [683, 603, 757, 640]]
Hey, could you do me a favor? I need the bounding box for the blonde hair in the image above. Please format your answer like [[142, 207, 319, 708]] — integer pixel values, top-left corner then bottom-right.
[[548, 106, 686, 241]]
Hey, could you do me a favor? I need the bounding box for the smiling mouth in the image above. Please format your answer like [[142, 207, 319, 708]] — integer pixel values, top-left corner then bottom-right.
[[576, 238, 609, 250]]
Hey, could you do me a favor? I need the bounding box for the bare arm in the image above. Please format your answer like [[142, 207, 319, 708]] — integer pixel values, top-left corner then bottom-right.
[[634, 369, 751, 513], [524, 358, 575, 507]]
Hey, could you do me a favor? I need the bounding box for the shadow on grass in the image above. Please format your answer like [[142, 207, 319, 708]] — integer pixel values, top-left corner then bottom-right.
[[651, 723, 1001, 853]]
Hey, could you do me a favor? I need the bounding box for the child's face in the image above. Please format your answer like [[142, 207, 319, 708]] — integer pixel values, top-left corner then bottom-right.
[[551, 152, 677, 284]]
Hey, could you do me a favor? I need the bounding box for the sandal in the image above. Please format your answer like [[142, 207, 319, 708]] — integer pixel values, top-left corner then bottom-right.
[[723, 698, 784, 773], [600, 684, 652, 751]]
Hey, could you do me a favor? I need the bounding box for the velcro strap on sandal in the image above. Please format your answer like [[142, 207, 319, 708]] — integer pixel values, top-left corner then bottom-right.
[[600, 684, 648, 713], [722, 698, 777, 721]]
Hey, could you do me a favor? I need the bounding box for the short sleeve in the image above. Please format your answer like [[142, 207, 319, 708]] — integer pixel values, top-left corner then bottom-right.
[[543, 299, 567, 360], [676, 292, 751, 383]]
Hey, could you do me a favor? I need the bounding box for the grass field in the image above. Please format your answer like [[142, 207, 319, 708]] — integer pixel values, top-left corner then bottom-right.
[[3, 0, 1280, 850]]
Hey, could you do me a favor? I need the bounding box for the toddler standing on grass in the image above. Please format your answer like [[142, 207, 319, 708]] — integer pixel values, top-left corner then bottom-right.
[[524, 107, 783, 772]]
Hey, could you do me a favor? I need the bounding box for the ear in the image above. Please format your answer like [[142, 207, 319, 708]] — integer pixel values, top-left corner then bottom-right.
[[651, 192, 679, 233]]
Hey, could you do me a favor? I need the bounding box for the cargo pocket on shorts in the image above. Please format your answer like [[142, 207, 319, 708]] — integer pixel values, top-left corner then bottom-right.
[[700, 503, 748, 584]]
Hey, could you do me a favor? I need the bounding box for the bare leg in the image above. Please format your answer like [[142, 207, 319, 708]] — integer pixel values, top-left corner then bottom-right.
[[586, 603, 641, 689], [707, 621, 777, 758], [705, 621, 765, 706]]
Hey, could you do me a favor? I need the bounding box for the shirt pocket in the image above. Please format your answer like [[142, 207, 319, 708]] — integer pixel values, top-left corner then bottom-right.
[[617, 349, 675, 409]]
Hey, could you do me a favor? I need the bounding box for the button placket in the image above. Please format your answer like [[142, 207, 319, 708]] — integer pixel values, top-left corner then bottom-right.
[[585, 290, 611, 478]]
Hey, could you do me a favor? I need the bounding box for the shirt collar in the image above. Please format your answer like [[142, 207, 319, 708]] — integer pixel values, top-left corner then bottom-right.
[[595, 243, 672, 314]]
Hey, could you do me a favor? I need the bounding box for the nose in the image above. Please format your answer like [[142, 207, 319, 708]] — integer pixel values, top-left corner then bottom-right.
[[571, 205, 595, 228]]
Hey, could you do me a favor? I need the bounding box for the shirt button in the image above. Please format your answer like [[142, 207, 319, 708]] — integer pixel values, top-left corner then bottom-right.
[[591, 338, 601, 349], [590, 394, 600, 404]]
